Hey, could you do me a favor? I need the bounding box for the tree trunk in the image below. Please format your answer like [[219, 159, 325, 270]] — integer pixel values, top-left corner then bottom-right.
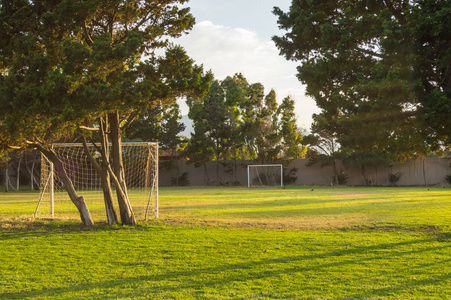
[[100, 171, 118, 225], [423, 159, 428, 186], [361, 164, 366, 186], [81, 133, 118, 225], [99, 116, 119, 225], [30, 152, 40, 190], [25, 155, 40, 190], [233, 156, 237, 184], [5, 167, 16, 191], [109, 111, 136, 225], [216, 160, 220, 185], [36, 145, 93, 226], [333, 159, 339, 185], [29, 152, 35, 190], [16, 154, 22, 191], [374, 166, 378, 186], [204, 163, 210, 186], [414, 159, 420, 185], [4, 168, 7, 192]]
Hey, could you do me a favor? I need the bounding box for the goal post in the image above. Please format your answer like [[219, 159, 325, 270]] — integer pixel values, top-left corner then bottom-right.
[[36, 142, 159, 221], [247, 164, 283, 188]]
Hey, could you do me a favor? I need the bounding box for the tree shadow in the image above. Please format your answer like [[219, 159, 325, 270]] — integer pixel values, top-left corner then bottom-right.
[[2, 235, 450, 299]]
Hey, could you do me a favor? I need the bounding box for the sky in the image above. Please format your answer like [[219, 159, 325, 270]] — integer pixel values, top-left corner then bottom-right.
[[175, 0, 320, 131]]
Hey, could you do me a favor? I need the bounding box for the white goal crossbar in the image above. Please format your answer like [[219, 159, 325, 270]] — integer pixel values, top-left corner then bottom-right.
[[247, 164, 283, 188]]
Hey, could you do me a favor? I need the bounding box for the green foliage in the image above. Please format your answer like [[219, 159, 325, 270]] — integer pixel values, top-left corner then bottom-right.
[[125, 101, 187, 157], [0, 0, 210, 150], [303, 121, 342, 184], [170, 172, 190, 187], [283, 167, 298, 185], [273, 0, 451, 160], [278, 96, 307, 162], [388, 172, 404, 186], [186, 80, 231, 162], [0, 0, 213, 225], [333, 172, 349, 186], [186, 74, 306, 166]]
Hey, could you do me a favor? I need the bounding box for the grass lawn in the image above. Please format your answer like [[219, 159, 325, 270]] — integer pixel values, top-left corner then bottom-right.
[[1, 186, 450, 299]]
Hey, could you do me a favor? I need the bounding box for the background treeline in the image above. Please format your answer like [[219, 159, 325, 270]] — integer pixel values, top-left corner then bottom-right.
[[126, 73, 307, 166]]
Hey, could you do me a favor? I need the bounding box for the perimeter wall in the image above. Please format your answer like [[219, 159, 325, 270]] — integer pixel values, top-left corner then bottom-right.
[[159, 157, 450, 187]]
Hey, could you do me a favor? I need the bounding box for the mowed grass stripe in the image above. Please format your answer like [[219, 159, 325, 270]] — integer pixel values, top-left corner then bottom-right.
[[1, 186, 450, 229], [1, 224, 450, 299], [157, 187, 451, 230]]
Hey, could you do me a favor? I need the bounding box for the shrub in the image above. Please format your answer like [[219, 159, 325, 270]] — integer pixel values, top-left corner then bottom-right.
[[170, 172, 190, 186], [333, 172, 348, 185], [283, 167, 298, 185], [388, 172, 403, 186]]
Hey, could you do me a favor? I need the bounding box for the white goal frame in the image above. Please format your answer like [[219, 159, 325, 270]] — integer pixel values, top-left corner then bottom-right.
[[36, 142, 159, 220], [247, 164, 283, 188]]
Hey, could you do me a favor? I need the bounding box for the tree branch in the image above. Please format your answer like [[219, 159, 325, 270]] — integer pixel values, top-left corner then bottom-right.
[[81, 136, 103, 174], [82, 21, 94, 46], [79, 125, 100, 131], [120, 111, 140, 132], [383, 0, 407, 25], [356, 47, 386, 59]]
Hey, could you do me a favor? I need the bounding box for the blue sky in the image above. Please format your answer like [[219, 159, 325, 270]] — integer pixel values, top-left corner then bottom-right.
[[176, 0, 320, 130]]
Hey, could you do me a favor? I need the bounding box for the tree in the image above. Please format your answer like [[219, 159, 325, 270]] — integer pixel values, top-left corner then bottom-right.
[[278, 96, 307, 162], [186, 73, 306, 174], [303, 112, 343, 185], [245, 88, 282, 163], [273, 0, 451, 161], [160, 103, 187, 158], [186, 80, 231, 183], [126, 101, 187, 159], [0, 0, 212, 225], [241, 86, 306, 164]]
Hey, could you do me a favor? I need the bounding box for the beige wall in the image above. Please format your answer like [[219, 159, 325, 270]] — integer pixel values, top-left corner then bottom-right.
[[159, 158, 451, 187]]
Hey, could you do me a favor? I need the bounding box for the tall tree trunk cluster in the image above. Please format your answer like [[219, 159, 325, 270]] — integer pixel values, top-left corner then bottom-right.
[[79, 111, 136, 226], [33, 110, 137, 226]]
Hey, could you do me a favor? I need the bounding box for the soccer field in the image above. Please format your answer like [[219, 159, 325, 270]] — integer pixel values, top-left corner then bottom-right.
[[1, 186, 450, 299]]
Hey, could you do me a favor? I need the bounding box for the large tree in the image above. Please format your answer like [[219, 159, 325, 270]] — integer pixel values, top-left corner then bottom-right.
[[186, 80, 230, 183], [242, 87, 282, 164], [0, 0, 211, 225], [273, 0, 451, 160], [278, 95, 307, 162]]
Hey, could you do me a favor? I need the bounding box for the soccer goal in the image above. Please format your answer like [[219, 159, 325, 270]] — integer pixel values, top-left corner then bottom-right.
[[36, 142, 159, 221], [247, 164, 283, 188]]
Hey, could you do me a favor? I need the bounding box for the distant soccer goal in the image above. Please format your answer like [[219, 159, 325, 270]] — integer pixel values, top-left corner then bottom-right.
[[36, 142, 158, 221], [247, 164, 283, 188]]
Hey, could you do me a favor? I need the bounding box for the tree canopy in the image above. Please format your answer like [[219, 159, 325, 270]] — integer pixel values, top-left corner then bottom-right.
[[0, 0, 212, 225], [0, 0, 209, 149], [273, 0, 451, 161], [186, 74, 306, 169]]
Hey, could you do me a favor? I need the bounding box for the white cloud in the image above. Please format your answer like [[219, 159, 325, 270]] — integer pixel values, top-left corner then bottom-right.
[[177, 21, 320, 129]]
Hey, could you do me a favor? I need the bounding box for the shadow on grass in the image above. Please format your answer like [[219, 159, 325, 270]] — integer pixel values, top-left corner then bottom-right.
[[0, 219, 162, 241], [2, 235, 450, 299]]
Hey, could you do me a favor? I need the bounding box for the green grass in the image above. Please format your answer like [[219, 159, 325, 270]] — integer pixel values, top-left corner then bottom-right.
[[158, 187, 451, 230], [1, 186, 450, 299]]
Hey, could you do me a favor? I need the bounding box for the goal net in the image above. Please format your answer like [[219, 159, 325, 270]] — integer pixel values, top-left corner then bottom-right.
[[36, 142, 158, 221], [247, 164, 283, 188]]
